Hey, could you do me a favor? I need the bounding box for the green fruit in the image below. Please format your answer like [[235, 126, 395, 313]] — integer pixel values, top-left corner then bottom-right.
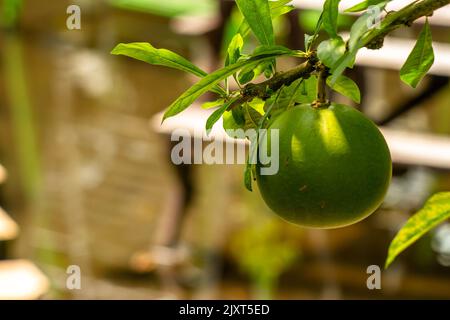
[[256, 103, 392, 229]]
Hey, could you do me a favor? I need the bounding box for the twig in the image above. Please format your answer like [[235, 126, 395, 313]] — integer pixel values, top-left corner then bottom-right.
[[363, 0, 450, 49], [229, 0, 449, 105]]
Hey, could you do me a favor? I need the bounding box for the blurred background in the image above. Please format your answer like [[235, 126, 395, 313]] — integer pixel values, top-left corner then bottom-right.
[[0, 0, 450, 299]]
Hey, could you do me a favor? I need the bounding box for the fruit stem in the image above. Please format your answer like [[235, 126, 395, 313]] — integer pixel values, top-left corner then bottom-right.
[[313, 65, 330, 108]]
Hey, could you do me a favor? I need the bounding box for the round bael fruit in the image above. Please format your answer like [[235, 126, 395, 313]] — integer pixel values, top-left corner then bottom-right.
[[256, 103, 392, 229]]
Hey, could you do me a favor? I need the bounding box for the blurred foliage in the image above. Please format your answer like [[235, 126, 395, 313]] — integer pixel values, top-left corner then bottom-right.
[[386, 192, 450, 268], [0, 0, 22, 29], [298, 10, 354, 33], [108, 0, 217, 18], [229, 211, 300, 299]]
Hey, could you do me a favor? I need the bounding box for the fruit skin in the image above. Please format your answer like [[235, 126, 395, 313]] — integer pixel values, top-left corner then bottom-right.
[[256, 103, 392, 229]]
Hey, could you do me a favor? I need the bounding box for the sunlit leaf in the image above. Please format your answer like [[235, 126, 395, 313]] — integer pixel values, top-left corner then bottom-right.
[[226, 33, 244, 66], [238, 60, 272, 84], [385, 192, 450, 268], [348, 10, 373, 52], [111, 42, 225, 95], [323, 0, 341, 38], [112, 42, 206, 78], [400, 20, 434, 88], [223, 107, 245, 134], [244, 103, 263, 130], [237, 0, 294, 40], [305, 12, 324, 51], [329, 3, 385, 84], [299, 76, 318, 104], [327, 75, 361, 103], [162, 45, 296, 121], [109, 0, 216, 17], [345, 0, 389, 13], [317, 37, 346, 68], [202, 99, 225, 109], [329, 52, 356, 85], [244, 162, 253, 191], [235, 0, 274, 46], [205, 97, 239, 133]]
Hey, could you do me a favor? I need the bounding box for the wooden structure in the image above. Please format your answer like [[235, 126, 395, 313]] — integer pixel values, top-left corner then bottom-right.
[[0, 207, 19, 242], [0, 260, 50, 300], [0, 164, 49, 300], [151, 105, 450, 171]]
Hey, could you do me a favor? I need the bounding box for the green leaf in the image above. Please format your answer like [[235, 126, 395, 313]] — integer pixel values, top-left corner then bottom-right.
[[329, 3, 384, 85], [244, 103, 263, 130], [109, 0, 217, 17], [111, 42, 225, 95], [305, 12, 324, 51], [270, 3, 294, 19], [162, 46, 296, 121], [236, 0, 293, 40], [269, 0, 293, 8], [299, 76, 318, 104], [323, 0, 341, 38], [226, 33, 244, 66], [400, 20, 434, 88], [232, 106, 246, 126], [272, 76, 317, 113], [345, 0, 389, 13], [304, 34, 314, 51], [201, 99, 225, 109], [235, 0, 274, 46], [327, 75, 361, 103], [238, 66, 257, 85], [238, 60, 272, 85], [329, 52, 356, 85], [205, 97, 239, 133], [112, 42, 207, 78], [244, 162, 253, 191], [252, 44, 297, 57], [385, 192, 450, 269], [348, 10, 373, 52], [266, 80, 301, 119], [223, 107, 245, 133], [317, 37, 346, 68]]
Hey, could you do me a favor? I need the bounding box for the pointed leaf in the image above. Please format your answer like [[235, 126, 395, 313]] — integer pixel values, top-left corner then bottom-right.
[[323, 0, 341, 38], [226, 33, 244, 66], [327, 75, 361, 103], [235, 0, 274, 46], [386, 192, 450, 268], [205, 98, 239, 133], [244, 103, 263, 130], [317, 37, 346, 68], [162, 46, 296, 121], [111, 42, 225, 95], [345, 0, 390, 13], [244, 163, 253, 191], [202, 99, 225, 109], [237, 0, 293, 40], [400, 20, 434, 88], [328, 2, 385, 85]]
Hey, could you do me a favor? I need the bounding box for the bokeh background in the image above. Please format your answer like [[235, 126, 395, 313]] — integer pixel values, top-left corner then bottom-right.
[[0, 0, 450, 299]]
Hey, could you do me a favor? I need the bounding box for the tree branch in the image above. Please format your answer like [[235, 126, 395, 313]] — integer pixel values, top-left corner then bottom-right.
[[363, 0, 450, 49], [242, 59, 317, 100], [234, 0, 449, 105]]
